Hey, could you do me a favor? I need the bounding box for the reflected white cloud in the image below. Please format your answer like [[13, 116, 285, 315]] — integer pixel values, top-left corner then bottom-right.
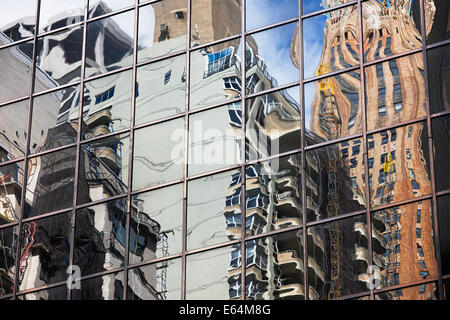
[[246, 0, 298, 31]]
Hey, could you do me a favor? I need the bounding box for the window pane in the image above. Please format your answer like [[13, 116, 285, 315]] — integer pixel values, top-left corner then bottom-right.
[[0, 0, 36, 44], [432, 115, 450, 192], [0, 161, 24, 223], [129, 184, 183, 264], [18, 285, 67, 300], [437, 194, 450, 275], [89, 0, 135, 19], [425, 0, 449, 46], [375, 282, 438, 300], [0, 100, 29, 164], [71, 272, 124, 300], [303, 0, 353, 16], [427, 44, 450, 114], [0, 224, 20, 298], [39, 0, 85, 34], [246, 0, 298, 31]]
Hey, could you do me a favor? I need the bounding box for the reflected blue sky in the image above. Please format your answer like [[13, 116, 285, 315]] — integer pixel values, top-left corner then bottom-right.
[[303, 0, 354, 15], [303, 13, 327, 79], [246, 0, 298, 31]]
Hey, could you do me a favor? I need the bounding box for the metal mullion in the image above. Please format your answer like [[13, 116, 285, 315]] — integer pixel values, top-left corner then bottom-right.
[[298, 0, 309, 301], [363, 48, 422, 68], [36, 21, 84, 40], [85, 4, 135, 24], [304, 65, 359, 84], [426, 38, 450, 50], [240, 0, 246, 301], [333, 290, 370, 300], [0, 37, 34, 50], [307, 209, 367, 228], [357, 0, 374, 300], [245, 81, 300, 99], [122, 0, 140, 300], [373, 276, 440, 297], [0, 95, 29, 108], [245, 16, 299, 36], [0, 157, 25, 170], [419, 0, 444, 300], [0, 221, 19, 231], [189, 34, 241, 52], [431, 109, 450, 119], [136, 49, 186, 68], [301, 0, 359, 20], [436, 189, 450, 197], [67, 0, 89, 301], [11, 0, 41, 300]]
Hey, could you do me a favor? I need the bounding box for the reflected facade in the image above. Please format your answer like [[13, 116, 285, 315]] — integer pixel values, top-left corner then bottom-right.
[[0, 0, 449, 300]]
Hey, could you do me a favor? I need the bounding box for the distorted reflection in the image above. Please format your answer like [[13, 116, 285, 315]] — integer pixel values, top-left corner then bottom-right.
[[437, 195, 450, 276], [71, 272, 123, 300], [375, 283, 438, 300], [425, 0, 450, 45], [303, 0, 354, 16], [38, 0, 85, 34], [19, 285, 67, 300], [432, 115, 450, 192], [0, 162, 24, 224], [427, 44, 450, 114], [0, 225, 20, 298], [246, 0, 298, 31], [0, 0, 36, 44], [89, 0, 135, 19]]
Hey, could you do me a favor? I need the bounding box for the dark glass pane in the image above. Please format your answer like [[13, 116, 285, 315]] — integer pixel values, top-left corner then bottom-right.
[[425, 0, 450, 45], [25, 147, 77, 218], [307, 214, 369, 299], [89, 0, 135, 19], [246, 23, 299, 95], [303, 0, 354, 16], [31, 85, 80, 154], [71, 272, 124, 300], [365, 53, 426, 131], [191, 0, 241, 46], [0, 225, 20, 298], [432, 115, 450, 192], [305, 70, 362, 145], [245, 230, 305, 300], [0, 100, 29, 164], [17, 213, 72, 291], [78, 133, 130, 205], [437, 194, 450, 275], [38, 0, 85, 34], [245, 154, 303, 236], [132, 118, 184, 190], [445, 279, 450, 301], [35, 25, 84, 92], [135, 54, 186, 124], [303, 5, 359, 79], [129, 184, 183, 264], [306, 138, 366, 222], [246, 0, 298, 31], [188, 105, 241, 176], [375, 282, 438, 300], [0, 0, 36, 43], [85, 10, 134, 78], [127, 258, 181, 300], [186, 243, 241, 299], [427, 44, 450, 114], [369, 122, 431, 208], [187, 169, 240, 250], [74, 198, 127, 277], [0, 161, 24, 223], [0, 41, 33, 105], [138, 1, 187, 63], [246, 87, 301, 161], [189, 39, 241, 110], [18, 285, 68, 300]]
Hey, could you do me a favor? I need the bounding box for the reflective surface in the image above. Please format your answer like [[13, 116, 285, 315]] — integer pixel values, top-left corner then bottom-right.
[[375, 282, 438, 300], [135, 54, 186, 124], [18, 285, 67, 300], [128, 258, 182, 300], [39, 0, 85, 34], [71, 271, 124, 300], [0, 162, 24, 224], [425, 0, 450, 45], [303, 0, 354, 15], [437, 194, 450, 275], [89, 0, 135, 19], [0, 225, 20, 298], [0, 0, 36, 44], [130, 184, 183, 264], [187, 170, 241, 250], [186, 243, 241, 300], [246, 0, 298, 31], [427, 44, 450, 114]]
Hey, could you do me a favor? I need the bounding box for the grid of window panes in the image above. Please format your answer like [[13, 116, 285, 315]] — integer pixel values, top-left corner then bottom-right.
[[0, 0, 449, 300]]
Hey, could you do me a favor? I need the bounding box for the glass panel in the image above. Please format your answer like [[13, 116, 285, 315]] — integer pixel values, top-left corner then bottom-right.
[[365, 53, 426, 131], [375, 282, 438, 300], [303, 5, 359, 79], [138, 1, 187, 63], [78, 133, 130, 205], [0, 41, 34, 105], [71, 271, 124, 300], [303, 0, 354, 16], [188, 105, 241, 176], [0, 100, 29, 164], [39, 0, 85, 34], [85, 10, 134, 78], [31, 85, 80, 154], [135, 54, 186, 124], [186, 243, 241, 300], [17, 213, 72, 291], [82, 70, 132, 139], [425, 0, 449, 45], [427, 44, 450, 114], [245, 154, 302, 236], [437, 194, 450, 275], [432, 115, 450, 192], [246, 0, 298, 31], [129, 184, 183, 264], [305, 70, 362, 145], [307, 214, 369, 299], [246, 87, 301, 161], [132, 118, 184, 190], [25, 147, 77, 218], [0, 161, 24, 223], [18, 285, 68, 300], [74, 198, 127, 277], [372, 200, 439, 297], [445, 279, 450, 301], [362, 1, 422, 63], [189, 39, 241, 110], [369, 122, 431, 208], [187, 169, 241, 251], [35, 25, 84, 92], [306, 138, 366, 222], [0, 0, 36, 43], [246, 22, 299, 95], [127, 258, 181, 300], [89, 0, 135, 19], [0, 225, 20, 298], [191, 0, 241, 46], [245, 230, 304, 300]]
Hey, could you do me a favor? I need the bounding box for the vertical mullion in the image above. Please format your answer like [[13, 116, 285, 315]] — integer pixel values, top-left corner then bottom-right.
[[12, 0, 41, 300], [419, 0, 444, 300], [181, 0, 192, 301], [240, 0, 247, 301], [122, 0, 140, 300], [356, 0, 374, 300], [67, 0, 90, 301], [298, 0, 308, 301]]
